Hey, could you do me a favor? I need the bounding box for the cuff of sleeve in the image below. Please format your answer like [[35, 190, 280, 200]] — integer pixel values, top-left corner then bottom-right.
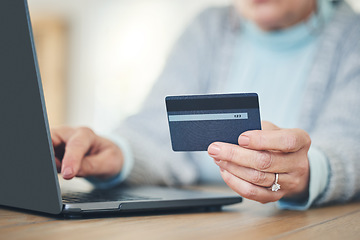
[[86, 134, 134, 189], [277, 145, 329, 210]]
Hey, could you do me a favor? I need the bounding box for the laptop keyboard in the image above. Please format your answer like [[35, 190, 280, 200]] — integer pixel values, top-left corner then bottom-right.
[[62, 189, 152, 203]]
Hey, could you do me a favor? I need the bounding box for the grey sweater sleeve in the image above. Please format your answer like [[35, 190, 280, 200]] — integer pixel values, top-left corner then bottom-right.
[[297, 3, 360, 206], [310, 21, 360, 205], [112, 3, 360, 207]]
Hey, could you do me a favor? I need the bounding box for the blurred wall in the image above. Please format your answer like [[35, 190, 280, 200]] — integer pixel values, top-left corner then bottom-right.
[[28, 0, 360, 133], [28, 0, 229, 133]]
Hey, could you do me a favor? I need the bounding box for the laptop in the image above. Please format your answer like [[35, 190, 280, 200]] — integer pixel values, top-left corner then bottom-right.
[[0, 0, 241, 216]]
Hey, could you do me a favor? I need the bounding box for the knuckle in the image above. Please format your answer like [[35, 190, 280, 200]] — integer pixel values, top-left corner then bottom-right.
[[242, 186, 258, 199], [288, 177, 301, 191], [77, 126, 95, 137], [220, 160, 228, 169], [226, 146, 238, 161], [107, 150, 123, 170], [285, 129, 312, 151], [251, 170, 267, 184], [68, 138, 87, 150], [256, 132, 265, 149], [298, 163, 308, 176], [108, 147, 118, 158], [284, 134, 298, 152], [83, 160, 95, 176], [256, 151, 272, 170], [221, 170, 231, 183], [67, 144, 89, 159]]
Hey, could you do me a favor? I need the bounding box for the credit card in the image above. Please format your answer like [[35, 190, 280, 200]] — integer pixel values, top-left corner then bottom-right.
[[165, 93, 261, 151]]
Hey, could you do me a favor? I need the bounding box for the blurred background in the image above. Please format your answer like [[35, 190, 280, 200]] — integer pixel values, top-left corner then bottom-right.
[[28, 0, 360, 135]]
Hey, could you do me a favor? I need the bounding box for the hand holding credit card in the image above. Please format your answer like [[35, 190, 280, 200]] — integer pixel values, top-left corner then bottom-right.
[[165, 93, 261, 151]]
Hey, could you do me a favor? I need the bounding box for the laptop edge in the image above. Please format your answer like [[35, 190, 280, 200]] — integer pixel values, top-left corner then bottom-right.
[[0, 0, 242, 216], [0, 0, 62, 214]]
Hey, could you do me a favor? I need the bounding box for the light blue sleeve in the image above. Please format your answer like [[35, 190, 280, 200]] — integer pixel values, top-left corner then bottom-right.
[[277, 146, 329, 210], [86, 134, 134, 189]]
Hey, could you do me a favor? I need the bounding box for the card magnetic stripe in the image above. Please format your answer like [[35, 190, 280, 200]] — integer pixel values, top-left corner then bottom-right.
[[165, 93, 259, 112]]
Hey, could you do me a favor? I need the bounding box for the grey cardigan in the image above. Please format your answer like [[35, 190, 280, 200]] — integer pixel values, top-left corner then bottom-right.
[[115, 2, 360, 207]]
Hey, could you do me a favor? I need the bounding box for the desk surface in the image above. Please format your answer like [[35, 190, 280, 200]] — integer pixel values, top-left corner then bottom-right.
[[0, 185, 359, 240]]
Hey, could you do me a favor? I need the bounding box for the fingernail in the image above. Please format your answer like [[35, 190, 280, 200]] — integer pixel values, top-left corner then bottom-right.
[[208, 144, 221, 156], [62, 167, 73, 178], [238, 135, 250, 146]]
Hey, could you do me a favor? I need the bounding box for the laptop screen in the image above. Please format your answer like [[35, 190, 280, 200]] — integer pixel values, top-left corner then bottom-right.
[[0, 0, 62, 214]]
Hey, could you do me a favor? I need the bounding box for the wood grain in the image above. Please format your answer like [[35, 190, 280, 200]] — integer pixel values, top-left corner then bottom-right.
[[1, 186, 360, 240]]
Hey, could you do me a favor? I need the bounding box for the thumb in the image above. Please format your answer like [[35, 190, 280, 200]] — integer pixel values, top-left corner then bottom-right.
[[261, 121, 280, 131]]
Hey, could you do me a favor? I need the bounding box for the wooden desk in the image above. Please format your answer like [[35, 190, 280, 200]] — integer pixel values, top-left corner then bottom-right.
[[0, 186, 359, 240]]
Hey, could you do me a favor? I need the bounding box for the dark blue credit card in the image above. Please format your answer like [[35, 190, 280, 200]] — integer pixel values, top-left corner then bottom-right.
[[165, 93, 261, 151]]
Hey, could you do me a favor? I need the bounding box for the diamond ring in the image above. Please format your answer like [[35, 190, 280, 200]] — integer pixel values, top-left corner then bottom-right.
[[271, 173, 281, 192]]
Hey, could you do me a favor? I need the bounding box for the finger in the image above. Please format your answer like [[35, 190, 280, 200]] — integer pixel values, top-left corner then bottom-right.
[[61, 127, 95, 179], [76, 148, 123, 178], [50, 126, 74, 147], [238, 128, 311, 152], [220, 169, 284, 203], [51, 127, 74, 163], [215, 160, 274, 187], [261, 121, 280, 131], [215, 160, 295, 189], [51, 133, 61, 147], [208, 142, 296, 173]]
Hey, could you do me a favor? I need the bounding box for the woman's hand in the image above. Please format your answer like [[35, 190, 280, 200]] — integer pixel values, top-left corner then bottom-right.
[[51, 126, 124, 180], [207, 121, 311, 203]]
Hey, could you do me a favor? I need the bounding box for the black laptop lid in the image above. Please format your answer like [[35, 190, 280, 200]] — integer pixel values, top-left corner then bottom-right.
[[0, 0, 62, 214]]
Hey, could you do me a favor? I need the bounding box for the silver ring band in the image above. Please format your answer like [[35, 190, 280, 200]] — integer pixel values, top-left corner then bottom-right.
[[271, 173, 281, 192]]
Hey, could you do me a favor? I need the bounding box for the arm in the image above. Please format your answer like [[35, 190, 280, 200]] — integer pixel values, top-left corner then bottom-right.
[[205, 25, 360, 206], [51, 8, 230, 186], [309, 35, 360, 205], [277, 8, 360, 208]]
